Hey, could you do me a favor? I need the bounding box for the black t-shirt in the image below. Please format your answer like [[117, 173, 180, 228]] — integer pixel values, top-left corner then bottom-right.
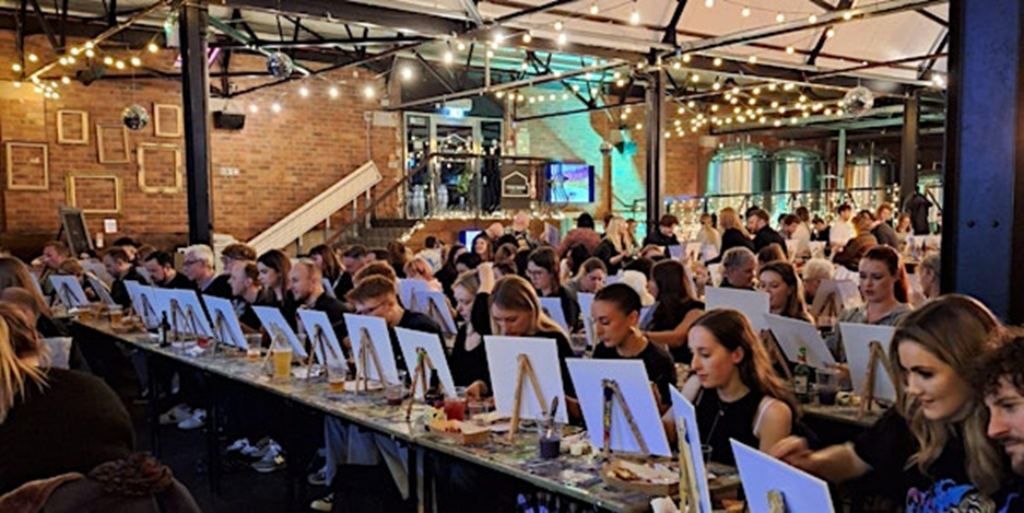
[[162, 272, 197, 291], [111, 267, 144, 309], [853, 408, 1010, 510], [643, 230, 680, 249], [594, 239, 625, 275], [592, 338, 676, 408], [753, 226, 788, 257], [905, 193, 933, 235], [707, 228, 754, 265], [335, 272, 355, 302], [200, 274, 233, 299], [0, 368, 134, 494], [645, 300, 704, 363], [448, 324, 490, 390], [695, 388, 768, 466]]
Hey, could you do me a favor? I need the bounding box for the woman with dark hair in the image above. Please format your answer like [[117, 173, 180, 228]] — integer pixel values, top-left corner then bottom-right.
[[758, 261, 813, 323], [564, 257, 607, 299], [756, 243, 787, 267], [774, 295, 1011, 509], [471, 233, 493, 262], [493, 243, 518, 267], [309, 244, 343, 292], [643, 259, 705, 363], [435, 244, 466, 301], [525, 247, 581, 333], [387, 241, 410, 280], [825, 245, 911, 361], [666, 309, 798, 465], [590, 284, 675, 411], [256, 250, 292, 306]]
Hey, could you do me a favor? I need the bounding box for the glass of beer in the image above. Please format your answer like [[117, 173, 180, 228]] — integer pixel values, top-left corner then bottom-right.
[[327, 362, 347, 393], [272, 347, 293, 379], [108, 306, 124, 325], [245, 334, 263, 361]]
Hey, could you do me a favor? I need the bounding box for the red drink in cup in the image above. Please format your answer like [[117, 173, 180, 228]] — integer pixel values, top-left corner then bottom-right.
[[444, 397, 467, 421]]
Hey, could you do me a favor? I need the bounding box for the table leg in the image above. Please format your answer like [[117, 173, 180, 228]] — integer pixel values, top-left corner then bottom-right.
[[206, 372, 221, 495], [409, 443, 420, 513], [148, 352, 161, 458]]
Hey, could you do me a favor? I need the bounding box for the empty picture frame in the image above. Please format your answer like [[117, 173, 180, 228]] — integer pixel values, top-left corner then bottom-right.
[[66, 173, 122, 214], [57, 110, 89, 144], [96, 123, 129, 163], [154, 104, 183, 138], [137, 143, 183, 193], [5, 141, 49, 190]]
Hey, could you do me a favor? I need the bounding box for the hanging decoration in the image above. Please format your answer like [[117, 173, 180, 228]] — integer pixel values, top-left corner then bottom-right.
[[267, 51, 295, 79], [123, 104, 150, 131], [842, 86, 875, 117]]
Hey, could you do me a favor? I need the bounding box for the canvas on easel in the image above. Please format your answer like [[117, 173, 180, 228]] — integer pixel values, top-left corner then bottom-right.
[[86, 275, 117, 307], [485, 336, 568, 429], [297, 309, 347, 368], [669, 386, 713, 513], [417, 290, 457, 336], [398, 279, 431, 312], [252, 306, 308, 359], [577, 293, 597, 347], [705, 287, 771, 333], [731, 439, 835, 513], [48, 275, 89, 308], [764, 314, 837, 370], [127, 282, 160, 329], [395, 327, 455, 400], [840, 323, 898, 411], [202, 295, 249, 351], [166, 289, 214, 339], [343, 313, 400, 387], [566, 359, 671, 457], [538, 297, 571, 333]]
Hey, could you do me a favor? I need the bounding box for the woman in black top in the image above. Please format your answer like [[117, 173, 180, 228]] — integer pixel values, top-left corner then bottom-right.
[[668, 309, 796, 466], [310, 244, 343, 294], [434, 244, 466, 304], [772, 296, 1011, 510], [525, 247, 581, 333], [643, 260, 704, 363], [590, 284, 676, 411], [594, 217, 633, 275], [0, 303, 134, 494], [447, 270, 490, 391], [257, 249, 293, 306], [706, 207, 753, 265]]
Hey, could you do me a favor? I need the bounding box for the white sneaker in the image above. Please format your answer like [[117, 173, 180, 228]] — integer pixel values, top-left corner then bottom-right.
[[159, 404, 191, 425], [307, 464, 328, 486], [310, 493, 333, 512], [226, 438, 250, 453], [177, 408, 206, 430], [250, 444, 285, 473]]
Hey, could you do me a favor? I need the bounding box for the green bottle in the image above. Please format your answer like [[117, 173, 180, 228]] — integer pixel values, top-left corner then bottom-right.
[[794, 347, 811, 404]]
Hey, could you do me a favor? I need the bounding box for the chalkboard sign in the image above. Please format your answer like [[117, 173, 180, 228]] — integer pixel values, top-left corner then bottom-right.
[[59, 206, 93, 256]]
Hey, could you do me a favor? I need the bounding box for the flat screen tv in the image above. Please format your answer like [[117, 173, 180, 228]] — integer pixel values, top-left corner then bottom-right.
[[546, 162, 595, 204]]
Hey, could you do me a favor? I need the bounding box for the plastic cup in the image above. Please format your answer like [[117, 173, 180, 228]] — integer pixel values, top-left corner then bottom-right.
[[327, 363, 347, 393], [108, 305, 124, 324], [444, 396, 467, 421], [570, 333, 589, 357], [386, 383, 404, 406], [245, 334, 263, 360], [272, 348, 293, 379], [816, 368, 839, 406]]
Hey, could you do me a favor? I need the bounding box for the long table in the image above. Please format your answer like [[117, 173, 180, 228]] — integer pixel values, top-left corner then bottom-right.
[[76, 319, 738, 513]]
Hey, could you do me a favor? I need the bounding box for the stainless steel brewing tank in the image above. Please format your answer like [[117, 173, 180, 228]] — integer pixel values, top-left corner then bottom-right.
[[704, 145, 771, 195], [844, 153, 893, 189], [772, 148, 825, 192]]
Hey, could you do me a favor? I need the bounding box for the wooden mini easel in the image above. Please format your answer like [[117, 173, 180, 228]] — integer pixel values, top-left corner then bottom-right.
[[58, 282, 83, 308], [169, 299, 201, 341], [138, 293, 158, 328], [355, 327, 387, 393], [305, 325, 340, 380], [405, 347, 445, 420], [423, 296, 455, 337], [508, 353, 547, 442], [601, 378, 648, 456], [210, 310, 238, 356], [767, 489, 788, 513], [858, 340, 898, 419], [761, 330, 794, 382], [676, 420, 702, 513]]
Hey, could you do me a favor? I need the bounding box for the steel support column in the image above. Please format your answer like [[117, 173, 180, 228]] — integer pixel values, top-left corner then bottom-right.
[[645, 63, 666, 230], [899, 94, 919, 204], [179, 3, 212, 245], [943, 0, 1024, 322]]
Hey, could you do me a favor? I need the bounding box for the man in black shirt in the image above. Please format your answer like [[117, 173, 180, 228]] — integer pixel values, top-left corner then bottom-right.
[[143, 251, 195, 290], [182, 245, 232, 299], [229, 261, 264, 331], [643, 214, 681, 249], [719, 247, 757, 290], [746, 208, 788, 257], [103, 247, 143, 309], [347, 275, 441, 371], [290, 259, 352, 354]]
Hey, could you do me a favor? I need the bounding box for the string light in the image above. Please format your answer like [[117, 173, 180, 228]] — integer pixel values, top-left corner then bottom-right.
[[115, 60, 125, 70], [554, 21, 564, 31], [400, 66, 415, 80], [61, 76, 70, 84], [741, 6, 750, 17], [130, 57, 142, 67], [748, 55, 757, 64], [299, 85, 310, 97], [28, 53, 38, 62], [443, 50, 454, 64], [249, 104, 259, 113], [557, 32, 567, 45], [786, 46, 795, 54], [808, 14, 818, 23], [11, 63, 21, 72], [363, 85, 375, 98], [843, 10, 854, 20], [704, 0, 713, 7], [775, 13, 785, 23], [522, 32, 532, 43], [713, 57, 723, 67], [826, 28, 836, 38], [148, 42, 159, 53], [271, 102, 282, 113], [590, 2, 599, 14], [682, 54, 691, 63], [456, 41, 466, 51], [630, 3, 640, 25], [329, 86, 339, 98], [85, 49, 95, 58]]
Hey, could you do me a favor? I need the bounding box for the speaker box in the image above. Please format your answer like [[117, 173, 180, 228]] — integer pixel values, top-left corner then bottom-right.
[[213, 111, 245, 130]]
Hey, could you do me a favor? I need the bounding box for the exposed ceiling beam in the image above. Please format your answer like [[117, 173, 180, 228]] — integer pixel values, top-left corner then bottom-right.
[[806, 0, 853, 66], [458, 0, 485, 27], [662, 0, 690, 45], [221, 0, 467, 38], [209, 36, 431, 49], [493, 0, 578, 24], [916, 8, 947, 26]]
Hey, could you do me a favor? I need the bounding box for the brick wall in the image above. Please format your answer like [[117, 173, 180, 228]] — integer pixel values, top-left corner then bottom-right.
[[0, 32, 402, 258]]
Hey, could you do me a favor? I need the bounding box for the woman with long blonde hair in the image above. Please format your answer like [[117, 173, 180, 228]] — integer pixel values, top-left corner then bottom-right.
[[0, 303, 133, 494], [772, 295, 1011, 509], [595, 217, 633, 275], [707, 207, 753, 265]]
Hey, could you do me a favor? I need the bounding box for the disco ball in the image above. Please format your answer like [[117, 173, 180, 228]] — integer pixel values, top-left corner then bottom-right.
[[267, 51, 295, 79], [122, 104, 149, 131], [843, 86, 875, 117]]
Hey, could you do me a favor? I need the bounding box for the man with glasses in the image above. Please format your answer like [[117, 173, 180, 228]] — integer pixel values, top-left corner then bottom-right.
[[182, 245, 232, 299], [313, 275, 442, 512]]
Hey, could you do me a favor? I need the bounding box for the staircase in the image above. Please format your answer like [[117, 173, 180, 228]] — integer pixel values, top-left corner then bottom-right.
[[246, 161, 382, 255], [333, 218, 421, 249]]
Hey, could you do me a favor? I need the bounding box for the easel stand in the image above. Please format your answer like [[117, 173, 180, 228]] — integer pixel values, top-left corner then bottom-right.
[[761, 331, 793, 382], [676, 420, 701, 513], [169, 300, 201, 342], [140, 294, 157, 328], [601, 379, 648, 457], [508, 354, 547, 442], [356, 328, 387, 393], [406, 347, 445, 420], [59, 283, 81, 308], [424, 297, 454, 337], [211, 312, 243, 356], [305, 326, 338, 380], [858, 340, 897, 419]]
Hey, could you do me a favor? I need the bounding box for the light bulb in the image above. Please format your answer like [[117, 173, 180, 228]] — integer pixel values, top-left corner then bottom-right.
[[11, 63, 21, 72], [12, 81, 19, 88], [630, 7, 640, 25], [712, 82, 721, 91], [28, 53, 38, 62], [775, 13, 785, 23], [635, 123, 643, 130], [485, 49, 494, 58], [826, 28, 836, 38], [753, 87, 761, 95], [554, 21, 563, 31], [456, 41, 466, 51], [682, 54, 691, 63], [557, 33, 567, 45], [843, 11, 853, 20], [70, 47, 80, 56], [300, 86, 310, 97], [363, 85, 375, 98], [688, 100, 696, 108], [61, 76, 70, 84], [786, 46, 794, 54], [522, 32, 532, 43], [115, 60, 125, 69], [590, 2, 599, 14], [249, 104, 259, 113], [271, 102, 281, 113], [400, 66, 413, 81], [748, 55, 757, 64], [691, 74, 699, 83], [67, 55, 75, 64], [59, 57, 68, 66], [130, 57, 142, 67], [148, 42, 159, 53], [672, 61, 681, 69], [704, 0, 713, 7], [741, 7, 750, 17], [443, 51, 454, 64], [713, 57, 723, 67], [85, 49, 95, 58], [104, 56, 114, 65], [496, 91, 505, 99], [768, 83, 777, 91], [521, 62, 529, 71]]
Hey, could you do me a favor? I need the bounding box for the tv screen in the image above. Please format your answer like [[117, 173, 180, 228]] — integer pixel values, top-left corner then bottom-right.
[[546, 162, 594, 204], [460, 229, 483, 247]]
